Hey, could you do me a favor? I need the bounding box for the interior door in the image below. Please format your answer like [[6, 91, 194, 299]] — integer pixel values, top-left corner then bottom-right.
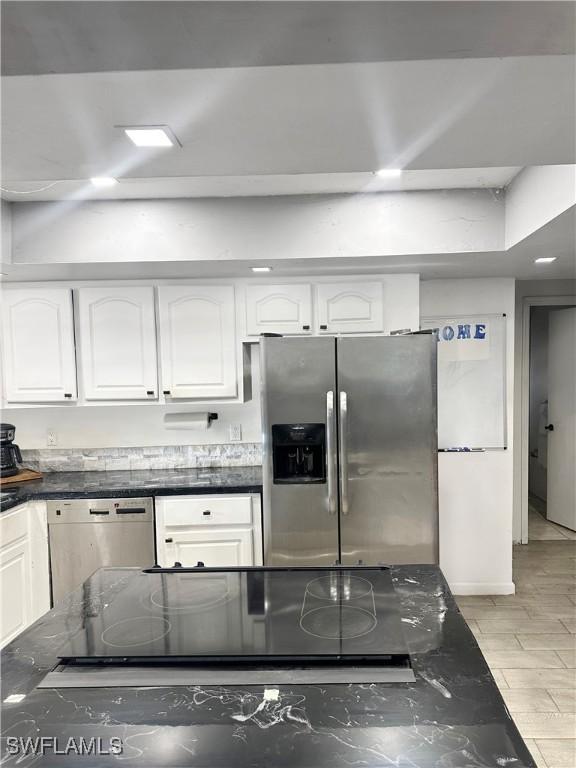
[[547, 308, 576, 531], [337, 336, 438, 565]]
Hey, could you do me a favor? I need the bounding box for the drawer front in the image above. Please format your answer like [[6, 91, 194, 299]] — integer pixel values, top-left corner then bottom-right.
[[159, 495, 253, 527]]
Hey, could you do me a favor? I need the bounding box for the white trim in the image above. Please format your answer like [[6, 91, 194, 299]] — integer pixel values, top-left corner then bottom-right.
[[449, 582, 516, 596], [520, 295, 576, 544]]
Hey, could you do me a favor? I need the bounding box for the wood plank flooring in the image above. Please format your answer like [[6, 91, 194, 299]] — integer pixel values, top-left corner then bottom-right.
[[457, 506, 576, 768]]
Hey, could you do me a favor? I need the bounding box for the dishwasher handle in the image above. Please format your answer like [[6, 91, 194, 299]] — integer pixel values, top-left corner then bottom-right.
[[116, 507, 148, 514], [89, 509, 110, 515]]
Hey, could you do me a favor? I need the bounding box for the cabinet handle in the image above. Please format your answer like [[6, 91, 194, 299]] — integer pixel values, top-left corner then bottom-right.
[[146, 390, 155, 396], [320, 324, 327, 330], [202, 510, 211, 516], [302, 325, 310, 330], [64, 393, 73, 398], [163, 390, 171, 395], [165, 538, 173, 543]]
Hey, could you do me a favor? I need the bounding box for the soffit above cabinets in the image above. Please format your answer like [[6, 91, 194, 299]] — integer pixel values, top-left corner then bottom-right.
[[0, 168, 522, 203]]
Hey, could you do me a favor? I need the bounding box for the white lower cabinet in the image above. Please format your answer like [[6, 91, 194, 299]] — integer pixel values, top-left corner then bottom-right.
[[0, 536, 29, 647], [155, 494, 262, 568], [0, 502, 50, 649], [163, 528, 254, 568]]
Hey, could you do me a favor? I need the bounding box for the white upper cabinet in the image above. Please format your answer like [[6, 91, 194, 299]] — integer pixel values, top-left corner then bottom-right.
[[316, 282, 384, 334], [245, 284, 312, 336], [158, 285, 237, 399], [77, 287, 158, 400], [1, 288, 77, 402]]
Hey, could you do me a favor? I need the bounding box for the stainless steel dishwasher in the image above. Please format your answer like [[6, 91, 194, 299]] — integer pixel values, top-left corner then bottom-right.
[[47, 498, 155, 603]]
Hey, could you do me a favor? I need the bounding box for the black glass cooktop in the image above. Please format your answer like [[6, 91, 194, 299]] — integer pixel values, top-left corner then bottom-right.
[[56, 567, 410, 665]]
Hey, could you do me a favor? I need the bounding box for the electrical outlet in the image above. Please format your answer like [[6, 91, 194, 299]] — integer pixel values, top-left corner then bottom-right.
[[47, 429, 57, 447], [229, 424, 242, 442]]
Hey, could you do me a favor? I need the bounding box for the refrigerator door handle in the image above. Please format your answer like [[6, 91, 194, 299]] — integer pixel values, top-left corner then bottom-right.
[[326, 391, 337, 514], [339, 390, 349, 514]]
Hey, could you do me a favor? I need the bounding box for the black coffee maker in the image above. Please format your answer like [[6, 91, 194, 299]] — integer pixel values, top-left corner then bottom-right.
[[1, 424, 22, 478]]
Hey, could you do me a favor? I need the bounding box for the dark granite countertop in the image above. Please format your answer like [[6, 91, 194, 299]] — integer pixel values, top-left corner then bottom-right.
[[0, 565, 536, 767], [0, 467, 263, 513]]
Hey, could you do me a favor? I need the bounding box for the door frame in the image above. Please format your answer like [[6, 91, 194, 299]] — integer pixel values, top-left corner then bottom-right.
[[520, 294, 576, 543]]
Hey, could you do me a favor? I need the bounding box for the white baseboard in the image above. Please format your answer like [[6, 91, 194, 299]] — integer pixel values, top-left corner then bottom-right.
[[449, 582, 516, 596]]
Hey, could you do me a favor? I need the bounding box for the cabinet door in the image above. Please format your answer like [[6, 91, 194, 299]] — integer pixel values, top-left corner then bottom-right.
[[158, 286, 237, 398], [0, 540, 30, 648], [78, 286, 158, 400], [1, 288, 77, 402], [246, 284, 312, 336], [316, 282, 383, 334], [160, 528, 254, 568], [0, 503, 49, 648]]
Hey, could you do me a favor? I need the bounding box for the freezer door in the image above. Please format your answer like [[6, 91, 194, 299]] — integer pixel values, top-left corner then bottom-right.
[[261, 337, 339, 566], [337, 336, 438, 565]]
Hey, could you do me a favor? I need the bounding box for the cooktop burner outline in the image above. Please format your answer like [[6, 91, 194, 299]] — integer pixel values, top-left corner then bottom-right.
[[304, 574, 375, 601], [101, 616, 172, 648], [299, 573, 378, 639], [299, 605, 378, 639], [147, 574, 237, 612]]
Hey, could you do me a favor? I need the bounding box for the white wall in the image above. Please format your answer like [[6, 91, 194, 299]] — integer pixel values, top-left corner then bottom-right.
[[505, 164, 576, 248], [11, 191, 503, 264], [421, 278, 515, 595]]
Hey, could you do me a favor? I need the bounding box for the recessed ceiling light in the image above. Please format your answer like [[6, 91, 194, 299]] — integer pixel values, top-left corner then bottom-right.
[[90, 177, 117, 187], [251, 267, 272, 273], [535, 257, 557, 264], [123, 126, 177, 148], [375, 168, 403, 179]]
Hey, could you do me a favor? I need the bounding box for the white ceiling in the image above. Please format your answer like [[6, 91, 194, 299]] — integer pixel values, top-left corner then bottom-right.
[[2, 56, 574, 188], [2, 1, 574, 76], [0, 167, 522, 202]]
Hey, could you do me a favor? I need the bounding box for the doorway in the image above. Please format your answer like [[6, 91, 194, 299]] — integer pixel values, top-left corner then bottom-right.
[[526, 304, 576, 541]]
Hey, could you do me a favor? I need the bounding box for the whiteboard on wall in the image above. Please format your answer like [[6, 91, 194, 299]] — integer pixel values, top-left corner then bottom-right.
[[421, 314, 507, 449]]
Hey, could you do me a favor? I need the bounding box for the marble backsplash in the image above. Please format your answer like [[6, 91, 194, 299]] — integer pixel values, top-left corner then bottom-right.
[[21, 443, 263, 473]]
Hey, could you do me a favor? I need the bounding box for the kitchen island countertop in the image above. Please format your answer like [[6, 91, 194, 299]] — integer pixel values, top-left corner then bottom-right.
[[0, 466, 263, 513], [1, 564, 536, 767]]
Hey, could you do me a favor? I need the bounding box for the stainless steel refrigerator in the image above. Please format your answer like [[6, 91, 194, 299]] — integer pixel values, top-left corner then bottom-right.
[[260, 335, 438, 567]]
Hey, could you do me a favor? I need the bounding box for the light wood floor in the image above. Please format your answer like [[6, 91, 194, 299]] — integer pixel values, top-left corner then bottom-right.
[[457, 507, 576, 768]]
